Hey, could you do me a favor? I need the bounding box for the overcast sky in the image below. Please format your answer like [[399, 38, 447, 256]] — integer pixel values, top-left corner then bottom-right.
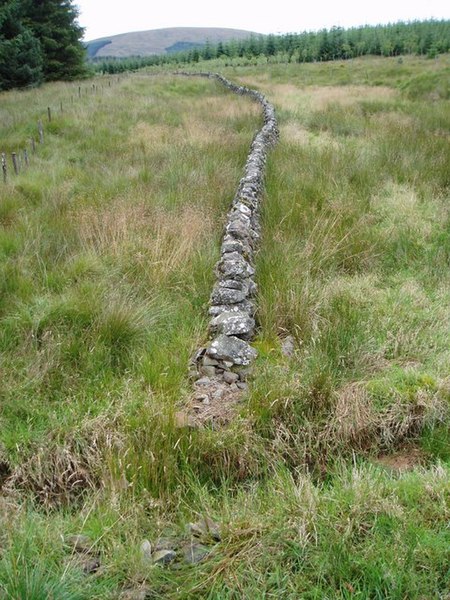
[[75, 0, 450, 41]]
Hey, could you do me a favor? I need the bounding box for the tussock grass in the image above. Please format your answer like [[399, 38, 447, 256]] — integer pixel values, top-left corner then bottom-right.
[[0, 57, 449, 597]]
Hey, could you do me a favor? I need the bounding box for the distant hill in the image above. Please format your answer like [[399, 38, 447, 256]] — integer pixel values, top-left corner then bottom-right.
[[86, 27, 258, 59]]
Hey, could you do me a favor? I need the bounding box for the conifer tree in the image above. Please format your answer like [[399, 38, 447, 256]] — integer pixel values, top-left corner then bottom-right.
[[0, 0, 43, 90], [22, 0, 87, 81]]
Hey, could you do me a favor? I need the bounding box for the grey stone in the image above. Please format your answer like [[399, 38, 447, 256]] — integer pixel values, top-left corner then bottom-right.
[[223, 371, 239, 384], [208, 300, 254, 317], [236, 381, 249, 391], [217, 258, 254, 281], [194, 377, 210, 386], [187, 517, 221, 541], [194, 393, 209, 403], [183, 543, 211, 564], [281, 335, 295, 357], [206, 335, 257, 366], [200, 365, 216, 378], [218, 279, 248, 291], [140, 539, 152, 561], [212, 388, 224, 401], [211, 285, 247, 305], [210, 311, 255, 338], [152, 550, 176, 565], [202, 356, 219, 366]]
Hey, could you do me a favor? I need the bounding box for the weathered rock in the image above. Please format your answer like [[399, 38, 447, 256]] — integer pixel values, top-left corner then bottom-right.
[[200, 365, 216, 378], [183, 543, 211, 564], [217, 278, 248, 291], [281, 335, 295, 357], [217, 255, 255, 281], [202, 356, 219, 366], [152, 550, 176, 565], [208, 300, 254, 317], [194, 377, 210, 386], [211, 285, 247, 305], [207, 335, 257, 366], [223, 371, 239, 384], [187, 516, 221, 541], [210, 311, 255, 339], [140, 539, 152, 561]]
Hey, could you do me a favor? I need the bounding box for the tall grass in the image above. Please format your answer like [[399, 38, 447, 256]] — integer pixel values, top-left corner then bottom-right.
[[0, 56, 449, 598]]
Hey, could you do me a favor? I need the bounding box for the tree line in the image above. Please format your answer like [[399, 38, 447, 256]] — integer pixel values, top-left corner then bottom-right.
[[0, 0, 87, 91], [94, 20, 450, 74]]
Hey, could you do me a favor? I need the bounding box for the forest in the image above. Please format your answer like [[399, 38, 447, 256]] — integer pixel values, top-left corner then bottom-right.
[[94, 20, 450, 74]]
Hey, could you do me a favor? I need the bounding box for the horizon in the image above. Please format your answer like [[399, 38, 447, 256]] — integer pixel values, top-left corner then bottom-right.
[[84, 19, 449, 43], [75, 0, 450, 42]]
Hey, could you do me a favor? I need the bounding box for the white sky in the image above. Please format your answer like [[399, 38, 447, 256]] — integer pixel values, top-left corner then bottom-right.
[[75, 0, 450, 41]]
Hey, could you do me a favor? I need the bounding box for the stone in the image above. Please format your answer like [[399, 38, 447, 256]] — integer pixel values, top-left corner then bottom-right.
[[217, 256, 254, 281], [200, 365, 216, 378], [210, 311, 255, 339], [183, 543, 211, 564], [281, 335, 295, 357], [223, 371, 239, 384], [202, 356, 219, 366], [211, 285, 247, 305], [194, 393, 209, 403], [187, 516, 221, 541], [212, 388, 224, 401], [218, 279, 248, 291], [82, 557, 101, 574], [64, 534, 92, 554], [236, 382, 249, 391], [194, 377, 210, 386], [206, 335, 257, 366], [226, 219, 251, 241], [140, 539, 152, 561], [152, 550, 176, 565], [229, 383, 239, 392], [209, 300, 254, 317], [189, 347, 206, 366], [221, 239, 246, 254]]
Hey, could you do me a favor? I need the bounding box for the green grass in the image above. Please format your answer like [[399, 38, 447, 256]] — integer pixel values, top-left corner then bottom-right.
[[0, 55, 449, 598]]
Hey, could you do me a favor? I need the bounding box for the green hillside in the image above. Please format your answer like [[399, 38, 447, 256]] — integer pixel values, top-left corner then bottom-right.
[[86, 27, 257, 58]]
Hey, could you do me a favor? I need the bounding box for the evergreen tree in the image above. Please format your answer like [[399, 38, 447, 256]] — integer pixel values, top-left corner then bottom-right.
[[0, 0, 43, 90], [23, 0, 87, 80]]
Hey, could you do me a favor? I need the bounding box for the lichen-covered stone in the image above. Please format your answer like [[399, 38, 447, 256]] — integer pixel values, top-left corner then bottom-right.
[[206, 334, 257, 366], [210, 311, 255, 339]]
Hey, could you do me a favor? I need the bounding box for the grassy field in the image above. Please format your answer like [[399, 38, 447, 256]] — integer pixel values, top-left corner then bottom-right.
[[0, 55, 449, 598]]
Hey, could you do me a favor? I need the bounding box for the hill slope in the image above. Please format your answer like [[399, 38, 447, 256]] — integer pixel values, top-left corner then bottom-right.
[[86, 27, 257, 58]]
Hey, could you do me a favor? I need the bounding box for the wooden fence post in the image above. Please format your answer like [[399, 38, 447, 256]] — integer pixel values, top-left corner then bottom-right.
[[12, 152, 18, 175], [31, 137, 36, 153], [24, 149, 29, 167], [47, 106, 52, 122], [38, 120, 44, 144], [2, 153, 6, 183]]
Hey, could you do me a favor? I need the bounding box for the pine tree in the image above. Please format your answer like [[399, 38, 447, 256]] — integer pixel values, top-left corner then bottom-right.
[[0, 0, 43, 90], [23, 0, 87, 81]]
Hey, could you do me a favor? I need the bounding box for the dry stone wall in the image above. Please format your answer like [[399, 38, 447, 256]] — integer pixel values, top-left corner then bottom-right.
[[178, 72, 279, 398]]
